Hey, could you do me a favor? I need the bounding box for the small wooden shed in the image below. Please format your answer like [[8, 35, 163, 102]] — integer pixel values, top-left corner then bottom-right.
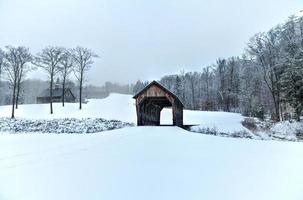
[[133, 81, 183, 127]]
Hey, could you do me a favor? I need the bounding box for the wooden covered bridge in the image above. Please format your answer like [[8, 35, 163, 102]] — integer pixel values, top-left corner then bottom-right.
[[133, 81, 183, 127]]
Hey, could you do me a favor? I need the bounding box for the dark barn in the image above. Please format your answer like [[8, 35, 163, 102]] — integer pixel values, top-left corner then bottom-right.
[[36, 87, 76, 104], [133, 81, 183, 127]]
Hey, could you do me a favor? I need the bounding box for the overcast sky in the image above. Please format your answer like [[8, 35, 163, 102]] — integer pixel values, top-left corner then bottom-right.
[[0, 0, 302, 85]]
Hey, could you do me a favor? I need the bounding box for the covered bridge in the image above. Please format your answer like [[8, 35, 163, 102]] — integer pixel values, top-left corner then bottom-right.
[[133, 81, 183, 127]]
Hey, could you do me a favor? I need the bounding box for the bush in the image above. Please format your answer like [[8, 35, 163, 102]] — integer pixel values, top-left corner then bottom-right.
[[0, 118, 134, 134], [241, 118, 257, 131], [242, 104, 264, 120]]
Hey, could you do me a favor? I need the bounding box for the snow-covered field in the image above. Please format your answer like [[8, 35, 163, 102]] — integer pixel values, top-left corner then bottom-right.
[[1, 93, 303, 200], [1, 127, 303, 200], [0, 94, 137, 122]]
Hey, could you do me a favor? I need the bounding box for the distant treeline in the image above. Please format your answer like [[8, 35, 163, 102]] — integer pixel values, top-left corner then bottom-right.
[[134, 15, 303, 122]]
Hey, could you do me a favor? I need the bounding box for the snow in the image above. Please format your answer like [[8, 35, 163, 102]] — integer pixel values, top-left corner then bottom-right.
[[181, 110, 248, 133], [1, 93, 303, 199], [0, 94, 137, 122], [1, 127, 303, 200]]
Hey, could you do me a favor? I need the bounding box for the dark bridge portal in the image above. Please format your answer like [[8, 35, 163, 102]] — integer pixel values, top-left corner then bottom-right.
[[133, 81, 183, 127], [139, 97, 172, 125]]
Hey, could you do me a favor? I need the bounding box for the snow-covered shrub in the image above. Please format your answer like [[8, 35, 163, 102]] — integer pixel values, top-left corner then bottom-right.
[[0, 118, 134, 134], [190, 126, 255, 139], [190, 127, 218, 135], [242, 104, 265, 121], [283, 112, 292, 121], [270, 121, 303, 141], [190, 118, 303, 141], [241, 118, 257, 131]]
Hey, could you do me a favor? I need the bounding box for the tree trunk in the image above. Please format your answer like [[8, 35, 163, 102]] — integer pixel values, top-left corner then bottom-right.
[[11, 80, 16, 118], [295, 107, 301, 122], [190, 80, 195, 110], [15, 67, 23, 109], [50, 75, 53, 114], [15, 81, 20, 109], [62, 76, 66, 107], [79, 73, 83, 110], [226, 95, 230, 112]]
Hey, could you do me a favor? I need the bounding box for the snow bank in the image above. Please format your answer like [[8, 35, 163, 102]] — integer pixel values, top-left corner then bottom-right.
[[0, 118, 133, 134], [270, 121, 303, 141], [0, 127, 303, 200]]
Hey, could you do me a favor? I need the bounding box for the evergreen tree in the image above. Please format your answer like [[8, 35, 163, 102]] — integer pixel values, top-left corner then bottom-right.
[[281, 63, 303, 121]]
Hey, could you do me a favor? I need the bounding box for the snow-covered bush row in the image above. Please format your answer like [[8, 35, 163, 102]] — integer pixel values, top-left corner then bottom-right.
[[191, 118, 303, 142], [190, 127, 258, 140], [0, 118, 134, 133], [269, 121, 303, 141]]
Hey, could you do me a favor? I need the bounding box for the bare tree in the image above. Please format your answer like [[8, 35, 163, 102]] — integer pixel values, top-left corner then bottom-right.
[[185, 72, 196, 110], [202, 66, 214, 110], [0, 49, 4, 80], [15, 48, 33, 109], [3, 47, 18, 118], [35, 46, 63, 114], [0, 48, 5, 106], [248, 28, 283, 121], [59, 48, 74, 107], [203, 66, 211, 102], [72, 47, 98, 109], [216, 58, 227, 111], [3, 46, 32, 118], [0, 49, 4, 90]]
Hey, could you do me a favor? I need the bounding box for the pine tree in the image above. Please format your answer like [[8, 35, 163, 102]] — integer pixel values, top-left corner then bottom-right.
[[281, 63, 303, 121]]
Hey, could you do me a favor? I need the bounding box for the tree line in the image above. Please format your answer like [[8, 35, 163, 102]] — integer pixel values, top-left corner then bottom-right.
[[133, 15, 303, 122], [0, 46, 98, 118]]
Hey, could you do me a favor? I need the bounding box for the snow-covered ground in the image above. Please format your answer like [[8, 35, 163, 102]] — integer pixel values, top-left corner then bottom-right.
[[1, 127, 303, 200], [0, 94, 137, 122], [1, 94, 303, 199]]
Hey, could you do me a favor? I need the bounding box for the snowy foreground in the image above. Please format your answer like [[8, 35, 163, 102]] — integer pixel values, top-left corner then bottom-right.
[[1, 127, 303, 200], [1, 94, 303, 200]]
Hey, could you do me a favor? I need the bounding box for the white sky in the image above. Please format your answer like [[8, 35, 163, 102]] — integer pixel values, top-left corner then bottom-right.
[[0, 0, 302, 85]]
